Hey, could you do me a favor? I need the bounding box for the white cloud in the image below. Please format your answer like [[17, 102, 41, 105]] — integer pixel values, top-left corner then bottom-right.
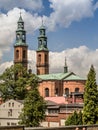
[[0, 0, 97, 60], [0, 0, 43, 12], [27, 46, 98, 82], [0, 61, 13, 74], [94, 1, 98, 10], [1, 46, 98, 81], [46, 0, 95, 30], [0, 0, 98, 82], [0, 8, 43, 61]]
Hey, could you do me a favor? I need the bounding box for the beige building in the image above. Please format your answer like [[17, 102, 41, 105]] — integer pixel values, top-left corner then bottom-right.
[[0, 99, 23, 126]]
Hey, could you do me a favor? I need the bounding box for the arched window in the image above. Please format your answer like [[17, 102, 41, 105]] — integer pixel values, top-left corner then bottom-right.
[[23, 50, 26, 59], [75, 88, 79, 93], [16, 34, 20, 40], [16, 50, 19, 59], [65, 88, 69, 96], [38, 54, 41, 62], [45, 54, 48, 62], [22, 34, 25, 41], [39, 40, 42, 45], [45, 88, 49, 97], [37, 69, 40, 75]]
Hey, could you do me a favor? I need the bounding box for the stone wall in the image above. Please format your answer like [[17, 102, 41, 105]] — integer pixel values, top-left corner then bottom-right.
[[0, 125, 98, 130], [25, 125, 98, 130], [0, 126, 24, 130]]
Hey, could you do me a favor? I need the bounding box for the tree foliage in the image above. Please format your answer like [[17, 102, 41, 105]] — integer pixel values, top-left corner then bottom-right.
[[65, 110, 83, 126], [19, 75, 46, 127], [0, 64, 28, 100], [83, 65, 98, 125], [0, 64, 47, 126]]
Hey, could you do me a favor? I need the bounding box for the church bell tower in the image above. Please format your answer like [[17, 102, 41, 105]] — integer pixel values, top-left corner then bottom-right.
[[14, 14, 28, 70], [36, 24, 49, 75]]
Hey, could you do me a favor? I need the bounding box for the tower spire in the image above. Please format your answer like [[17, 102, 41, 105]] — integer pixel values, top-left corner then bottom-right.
[[64, 57, 68, 73], [36, 22, 49, 75], [14, 14, 28, 70]]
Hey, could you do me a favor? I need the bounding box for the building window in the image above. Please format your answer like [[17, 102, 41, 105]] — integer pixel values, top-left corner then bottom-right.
[[16, 50, 19, 59], [12, 102, 14, 107], [8, 109, 12, 117], [55, 88, 58, 96], [45, 54, 48, 62], [37, 69, 40, 75], [75, 88, 79, 93], [22, 34, 25, 41], [45, 88, 49, 97], [48, 109, 59, 114], [7, 122, 10, 126], [9, 102, 11, 107], [65, 88, 69, 96], [41, 30, 45, 35], [17, 34, 20, 40], [39, 40, 42, 46], [23, 50, 26, 59], [11, 123, 17, 126], [38, 54, 41, 62]]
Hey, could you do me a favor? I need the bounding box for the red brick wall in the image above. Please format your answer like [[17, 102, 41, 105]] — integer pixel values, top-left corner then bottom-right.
[[39, 81, 56, 97], [63, 80, 85, 93], [38, 80, 85, 98]]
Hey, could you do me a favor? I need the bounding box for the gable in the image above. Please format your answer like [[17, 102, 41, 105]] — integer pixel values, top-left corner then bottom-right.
[[0, 99, 23, 109], [64, 74, 86, 81]]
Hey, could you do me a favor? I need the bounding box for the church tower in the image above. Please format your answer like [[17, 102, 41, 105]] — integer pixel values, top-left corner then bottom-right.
[[14, 14, 28, 70], [36, 24, 49, 75]]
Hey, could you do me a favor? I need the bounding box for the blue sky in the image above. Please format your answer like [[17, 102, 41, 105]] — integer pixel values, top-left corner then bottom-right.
[[27, 0, 98, 51], [0, 0, 98, 80]]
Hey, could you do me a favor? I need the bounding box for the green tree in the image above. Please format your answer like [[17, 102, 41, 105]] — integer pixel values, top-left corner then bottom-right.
[[19, 74, 46, 127], [83, 65, 98, 125], [0, 64, 28, 100], [77, 111, 83, 125], [65, 111, 82, 126], [65, 115, 72, 126]]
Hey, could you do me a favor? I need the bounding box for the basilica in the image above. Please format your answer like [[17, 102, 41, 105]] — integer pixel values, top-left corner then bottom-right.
[[14, 14, 86, 98]]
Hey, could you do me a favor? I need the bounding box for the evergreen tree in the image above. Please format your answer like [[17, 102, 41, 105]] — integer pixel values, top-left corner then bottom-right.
[[77, 111, 83, 125], [65, 111, 81, 126], [83, 65, 98, 124], [19, 74, 46, 127], [65, 115, 72, 126]]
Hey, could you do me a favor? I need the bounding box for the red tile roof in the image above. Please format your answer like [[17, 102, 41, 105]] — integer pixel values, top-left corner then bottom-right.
[[45, 96, 68, 104], [44, 96, 84, 104]]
